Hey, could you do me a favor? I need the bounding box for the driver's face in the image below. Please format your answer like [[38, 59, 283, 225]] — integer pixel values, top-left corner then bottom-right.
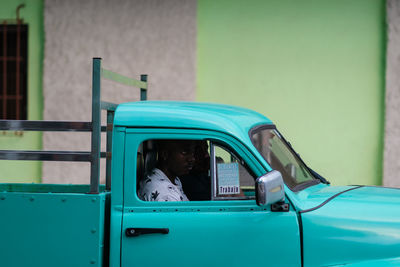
[[165, 141, 195, 177]]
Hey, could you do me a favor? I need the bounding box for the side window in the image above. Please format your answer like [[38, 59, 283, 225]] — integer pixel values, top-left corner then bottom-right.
[[136, 139, 255, 202], [212, 143, 255, 200], [137, 139, 211, 202]]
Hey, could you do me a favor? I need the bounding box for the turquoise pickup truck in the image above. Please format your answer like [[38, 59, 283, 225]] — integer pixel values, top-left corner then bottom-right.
[[1, 59, 400, 267]]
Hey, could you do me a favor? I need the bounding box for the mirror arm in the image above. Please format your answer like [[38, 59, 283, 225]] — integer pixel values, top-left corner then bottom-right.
[[271, 201, 290, 212]]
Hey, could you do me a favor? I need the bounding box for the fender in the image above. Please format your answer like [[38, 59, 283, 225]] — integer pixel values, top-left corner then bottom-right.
[[328, 257, 400, 267]]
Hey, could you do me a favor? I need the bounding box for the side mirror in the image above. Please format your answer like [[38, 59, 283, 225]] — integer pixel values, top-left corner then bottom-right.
[[256, 170, 285, 206]]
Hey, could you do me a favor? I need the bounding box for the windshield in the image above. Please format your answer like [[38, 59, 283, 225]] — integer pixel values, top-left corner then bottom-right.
[[251, 126, 318, 191]]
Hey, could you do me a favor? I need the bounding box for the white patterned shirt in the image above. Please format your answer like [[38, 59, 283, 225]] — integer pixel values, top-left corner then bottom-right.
[[138, 168, 189, 202]]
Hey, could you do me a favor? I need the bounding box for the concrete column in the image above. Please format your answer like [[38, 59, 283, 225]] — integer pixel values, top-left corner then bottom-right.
[[385, 0, 400, 186]]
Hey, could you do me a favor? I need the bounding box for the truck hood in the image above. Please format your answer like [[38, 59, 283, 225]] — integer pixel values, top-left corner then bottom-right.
[[300, 186, 400, 267], [298, 185, 400, 212]]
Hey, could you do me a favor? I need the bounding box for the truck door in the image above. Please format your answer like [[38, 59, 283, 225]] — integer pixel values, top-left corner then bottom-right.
[[121, 129, 301, 267]]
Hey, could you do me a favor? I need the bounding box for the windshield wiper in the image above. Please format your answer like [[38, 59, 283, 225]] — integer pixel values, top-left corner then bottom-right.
[[280, 134, 330, 185], [307, 167, 330, 185]]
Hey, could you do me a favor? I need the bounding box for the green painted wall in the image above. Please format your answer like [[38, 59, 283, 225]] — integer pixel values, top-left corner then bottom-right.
[[197, 0, 385, 186], [0, 0, 43, 182]]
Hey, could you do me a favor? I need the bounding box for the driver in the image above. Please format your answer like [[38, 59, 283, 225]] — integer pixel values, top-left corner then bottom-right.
[[138, 140, 195, 201]]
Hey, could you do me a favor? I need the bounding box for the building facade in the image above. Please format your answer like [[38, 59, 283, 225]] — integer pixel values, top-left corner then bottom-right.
[[1, 0, 399, 187]]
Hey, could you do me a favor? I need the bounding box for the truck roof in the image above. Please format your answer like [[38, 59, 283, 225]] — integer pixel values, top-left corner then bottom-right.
[[114, 101, 273, 140]]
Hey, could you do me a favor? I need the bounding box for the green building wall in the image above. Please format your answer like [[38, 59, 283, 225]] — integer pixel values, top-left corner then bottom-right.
[[0, 0, 43, 182], [197, 0, 385, 186]]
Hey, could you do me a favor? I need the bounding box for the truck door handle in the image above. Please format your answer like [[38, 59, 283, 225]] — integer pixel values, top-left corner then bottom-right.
[[125, 228, 169, 237]]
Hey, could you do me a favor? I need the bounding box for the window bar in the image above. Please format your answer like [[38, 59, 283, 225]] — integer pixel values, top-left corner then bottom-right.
[[210, 142, 217, 200], [2, 22, 7, 119], [16, 20, 21, 120], [0, 95, 20, 100]]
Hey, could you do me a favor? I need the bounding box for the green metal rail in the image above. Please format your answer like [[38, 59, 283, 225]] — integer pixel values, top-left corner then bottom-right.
[[0, 58, 148, 194]]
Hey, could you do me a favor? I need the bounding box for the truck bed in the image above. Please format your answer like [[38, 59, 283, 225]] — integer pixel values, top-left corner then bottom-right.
[[0, 183, 109, 267]]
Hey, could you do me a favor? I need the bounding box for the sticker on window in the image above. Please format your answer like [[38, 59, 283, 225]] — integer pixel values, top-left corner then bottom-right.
[[217, 162, 240, 195]]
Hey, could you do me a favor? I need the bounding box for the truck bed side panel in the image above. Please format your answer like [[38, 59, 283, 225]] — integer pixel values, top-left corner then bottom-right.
[[0, 192, 107, 267]]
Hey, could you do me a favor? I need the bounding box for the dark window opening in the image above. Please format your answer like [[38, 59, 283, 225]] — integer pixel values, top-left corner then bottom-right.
[[136, 139, 256, 202], [0, 23, 28, 120]]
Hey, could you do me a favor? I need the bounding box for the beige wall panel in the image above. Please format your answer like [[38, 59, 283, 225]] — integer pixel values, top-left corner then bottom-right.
[[385, 0, 400, 187], [43, 0, 196, 183]]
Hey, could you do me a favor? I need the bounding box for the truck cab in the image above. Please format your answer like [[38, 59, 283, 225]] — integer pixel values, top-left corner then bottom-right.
[[113, 101, 301, 266]]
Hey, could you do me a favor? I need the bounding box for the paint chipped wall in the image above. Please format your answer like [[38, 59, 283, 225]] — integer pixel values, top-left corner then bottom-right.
[[43, 0, 197, 183]]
